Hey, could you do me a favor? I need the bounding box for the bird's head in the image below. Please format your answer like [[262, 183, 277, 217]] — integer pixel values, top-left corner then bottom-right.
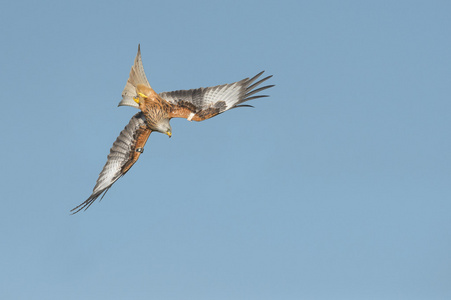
[[155, 118, 172, 138]]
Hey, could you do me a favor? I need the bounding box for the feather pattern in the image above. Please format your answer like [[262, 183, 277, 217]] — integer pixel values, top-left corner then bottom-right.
[[71, 112, 151, 214], [119, 44, 150, 109], [74, 45, 274, 213], [161, 71, 274, 121]]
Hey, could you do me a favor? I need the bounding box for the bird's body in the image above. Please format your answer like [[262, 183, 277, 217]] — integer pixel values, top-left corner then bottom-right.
[[71, 45, 274, 213], [136, 85, 172, 134]]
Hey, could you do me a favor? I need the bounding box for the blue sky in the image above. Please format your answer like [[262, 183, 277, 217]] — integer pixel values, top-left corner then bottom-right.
[[1, 0, 450, 299]]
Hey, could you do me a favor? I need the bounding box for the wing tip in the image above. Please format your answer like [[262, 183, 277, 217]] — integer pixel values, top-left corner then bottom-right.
[[233, 104, 255, 109], [70, 188, 109, 214]]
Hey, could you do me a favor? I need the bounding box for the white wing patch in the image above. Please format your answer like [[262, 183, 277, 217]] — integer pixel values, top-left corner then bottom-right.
[[202, 82, 243, 110], [187, 112, 196, 121]]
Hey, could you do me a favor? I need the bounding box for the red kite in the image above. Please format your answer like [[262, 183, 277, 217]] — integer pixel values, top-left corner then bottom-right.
[[72, 46, 274, 213]]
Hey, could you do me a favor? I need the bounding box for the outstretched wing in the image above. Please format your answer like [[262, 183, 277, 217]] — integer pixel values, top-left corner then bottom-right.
[[71, 112, 151, 214], [160, 71, 274, 121]]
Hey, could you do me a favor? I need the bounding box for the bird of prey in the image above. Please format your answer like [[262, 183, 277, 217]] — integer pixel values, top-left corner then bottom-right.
[[71, 45, 274, 214]]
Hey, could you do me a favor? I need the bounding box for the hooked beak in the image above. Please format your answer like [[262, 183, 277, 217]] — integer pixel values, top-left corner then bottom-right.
[[166, 131, 172, 138]]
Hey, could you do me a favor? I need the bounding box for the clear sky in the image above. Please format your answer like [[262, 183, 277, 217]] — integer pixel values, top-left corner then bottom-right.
[[1, 0, 450, 299]]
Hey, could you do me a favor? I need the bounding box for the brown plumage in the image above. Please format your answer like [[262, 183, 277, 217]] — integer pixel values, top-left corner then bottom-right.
[[71, 45, 274, 214], [121, 123, 151, 174]]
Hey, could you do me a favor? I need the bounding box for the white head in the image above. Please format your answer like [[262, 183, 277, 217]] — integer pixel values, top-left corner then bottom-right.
[[154, 118, 172, 138]]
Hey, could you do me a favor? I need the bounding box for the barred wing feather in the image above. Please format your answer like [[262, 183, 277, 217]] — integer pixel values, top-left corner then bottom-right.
[[71, 112, 151, 214], [161, 71, 274, 121]]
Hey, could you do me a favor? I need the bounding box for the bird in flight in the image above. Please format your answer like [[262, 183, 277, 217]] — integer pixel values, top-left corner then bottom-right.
[[71, 45, 274, 214]]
